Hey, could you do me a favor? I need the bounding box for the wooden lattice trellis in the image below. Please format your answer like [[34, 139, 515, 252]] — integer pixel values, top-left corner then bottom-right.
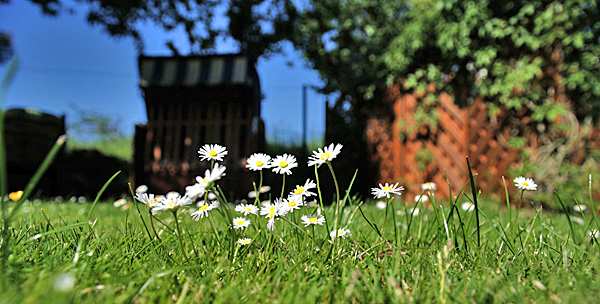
[[366, 86, 523, 200]]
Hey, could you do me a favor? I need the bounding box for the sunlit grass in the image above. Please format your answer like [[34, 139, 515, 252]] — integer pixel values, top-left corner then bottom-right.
[[67, 136, 133, 162], [0, 188, 598, 304]]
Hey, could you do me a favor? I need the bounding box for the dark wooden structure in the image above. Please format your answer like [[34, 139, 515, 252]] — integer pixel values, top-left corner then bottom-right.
[[4, 108, 66, 195], [134, 54, 265, 197]]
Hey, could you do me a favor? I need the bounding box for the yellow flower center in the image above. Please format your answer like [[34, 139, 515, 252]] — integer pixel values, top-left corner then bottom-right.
[[522, 182, 529, 186], [308, 218, 317, 223], [168, 201, 173, 207], [199, 205, 208, 210], [320, 152, 331, 160], [209, 150, 218, 157], [294, 186, 304, 195], [241, 240, 250, 244], [383, 186, 392, 191], [243, 207, 251, 211], [280, 161, 288, 168], [288, 201, 297, 207], [9, 191, 23, 201], [256, 161, 263, 167], [337, 230, 344, 236], [237, 220, 245, 225]]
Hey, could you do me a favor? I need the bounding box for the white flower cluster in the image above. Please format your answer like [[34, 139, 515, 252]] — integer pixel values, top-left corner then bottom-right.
[[132, 143, 353, 242]]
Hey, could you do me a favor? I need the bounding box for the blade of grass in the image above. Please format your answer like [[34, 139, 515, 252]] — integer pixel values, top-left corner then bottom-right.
[[522, 206, 542, 251], [358, 205, 382, 237], [554, 192, 576, 244], [87, 170, 121, 218], [128, 183, 153, 241], [445, 172, 470, 252], [589, 175, 599, 230], [25, 221, 87, 242], [476, 208, 515, 255], [466, 156, 480, 248]]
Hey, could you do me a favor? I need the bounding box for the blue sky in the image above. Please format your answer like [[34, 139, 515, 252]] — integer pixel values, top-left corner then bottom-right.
[[0, 1, 326, 143]]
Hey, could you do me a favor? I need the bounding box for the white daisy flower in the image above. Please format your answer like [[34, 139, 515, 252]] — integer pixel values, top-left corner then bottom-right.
[[414, 194, 429, 203], [185, 183, 205, 200], [198, 144, 228, 162], [152, 194, 192, 214], [291, 179, 317, 197], [513, 176, 537, 191], [237, 238, 252, 245], [284, 195, 303, 213], [270, 154, 298, 175], [589, 229, 600, 239], [375, 201, 387, 210], [266, 217, 276, 231], [409, 207, 420, 216], [260, 199, 287, 219], [135, 185, 148, 193], [569, 216, 585, 225], [461, 202, 474, 212], [307, 143, 343, 167], [235, 203, 259, 216], [166, 191, 181, 199], [190, 201, 219, 220], [421, 182, 436, 191], [248, 185, 271, 198], [573, 204, 587, 212], [300, 214, 326, 227], [53, 273, 75, 292], [195, 163, 227, 190], [371, 183, 405, 199], [113, 199, 128, 207], [232, 217, 251, 229], [329, 228, 352, 239], [246, 153, 272, 171]]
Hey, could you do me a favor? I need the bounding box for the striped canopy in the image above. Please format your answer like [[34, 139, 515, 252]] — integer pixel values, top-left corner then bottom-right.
[[138, 54, 255, 88]]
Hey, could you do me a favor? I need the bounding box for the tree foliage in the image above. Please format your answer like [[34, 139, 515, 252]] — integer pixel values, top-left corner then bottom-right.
[[6, 0, 600, 123], [384, 0, 600, 123], [3, 0, 296, 57]]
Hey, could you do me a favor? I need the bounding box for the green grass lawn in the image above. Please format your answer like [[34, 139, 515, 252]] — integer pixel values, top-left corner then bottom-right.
[[0, 192, 598, 303]]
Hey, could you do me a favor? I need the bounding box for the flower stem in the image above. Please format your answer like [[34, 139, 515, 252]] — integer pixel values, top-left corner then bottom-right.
[[208, 213, 221, 243], [389, 197, 398, 245], [148, 209, 162, 243], [280, 174, 286, 200], [311, 225, 315, 249], [253, 170, 263, 206], [172, 211, 192, 264], [381, 196, 391, 243], [327, 162, 341, 264], [314, 165, 330, 234], [515, 189, 525, 235], [327, 162, 341, 230]]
